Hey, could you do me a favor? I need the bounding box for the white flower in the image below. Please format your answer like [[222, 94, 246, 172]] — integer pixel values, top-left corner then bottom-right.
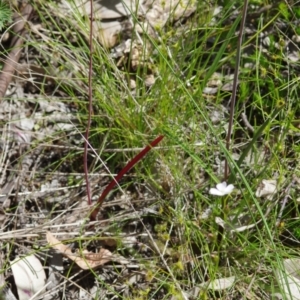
[[209, 182, 234, 196]]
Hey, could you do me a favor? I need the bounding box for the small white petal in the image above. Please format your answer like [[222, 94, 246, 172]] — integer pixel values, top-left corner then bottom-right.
[[209, 188, 225, 196], [224, 184, 234, 194], [216, 182, 227, 191], [209, 182, 234, 196]]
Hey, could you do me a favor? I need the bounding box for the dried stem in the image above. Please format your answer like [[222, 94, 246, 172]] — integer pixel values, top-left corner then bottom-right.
[[84, 0, 94, 205], [218, 0, 249, 257], [224, 1, 249, 181]]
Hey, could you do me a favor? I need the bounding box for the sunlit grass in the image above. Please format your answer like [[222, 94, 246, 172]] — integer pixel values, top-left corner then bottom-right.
[[9, 0, 300, 298]]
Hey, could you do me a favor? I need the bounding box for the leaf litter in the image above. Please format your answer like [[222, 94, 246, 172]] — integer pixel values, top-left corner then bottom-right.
[[46, 231, 128, 270]]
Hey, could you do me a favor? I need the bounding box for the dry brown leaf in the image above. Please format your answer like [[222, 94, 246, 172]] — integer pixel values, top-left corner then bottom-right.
[[46, 231, 112, 270]]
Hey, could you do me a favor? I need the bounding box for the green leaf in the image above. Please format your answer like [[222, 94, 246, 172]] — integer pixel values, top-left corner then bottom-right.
[[278, 2, 290, 21]]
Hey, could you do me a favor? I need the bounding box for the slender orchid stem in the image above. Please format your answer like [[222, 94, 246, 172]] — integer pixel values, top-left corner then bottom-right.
[[224, 0, 248, 181], [84, 0, 94, 205], [90, 135, 164, 220]]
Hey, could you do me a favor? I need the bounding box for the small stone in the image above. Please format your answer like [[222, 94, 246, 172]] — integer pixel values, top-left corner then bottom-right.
[[145, 74, 155, 87]]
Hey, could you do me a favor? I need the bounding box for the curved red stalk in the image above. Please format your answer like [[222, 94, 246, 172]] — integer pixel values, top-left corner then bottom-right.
[[89, 135, 164, 221]]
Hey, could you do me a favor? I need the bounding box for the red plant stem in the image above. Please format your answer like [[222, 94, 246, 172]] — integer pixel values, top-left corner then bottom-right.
[[224, 0, 248, 181], [89, 135, 164, 221], [84, 0, 94, 205]]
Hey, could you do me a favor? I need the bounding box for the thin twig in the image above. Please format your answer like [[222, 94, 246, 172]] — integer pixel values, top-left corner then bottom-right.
[[224, 1, 249, 180], [241, 111, 254, 133], [19, 141, 203, 152], [84, 0, 94, 205]]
